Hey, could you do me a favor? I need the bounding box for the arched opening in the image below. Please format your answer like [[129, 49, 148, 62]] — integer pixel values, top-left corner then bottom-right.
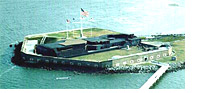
[[78, 63, 81, 66], [70, 62, 74, 65], [106, 65, 110, 68], [145, 57, 148, 61], [144, 56, 148, 62], [157, 55, 160, 58], [150, 56, 154, 59], [130, 60, 134, 63]]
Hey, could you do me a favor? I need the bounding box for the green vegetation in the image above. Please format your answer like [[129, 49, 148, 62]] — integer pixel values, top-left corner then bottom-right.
[[150, 35, 185, 42], [47, 32, 66, 38], [25, 28, 185, 64], [139, 63, 155, 66], [47, 28, 120, 39], [71, 34, 185, 63], [146, 35, 185, 63], [25, 36, 43, 40], [139, 36, 146, 40], [70, 46, 143, 62], [25, 28, 120, 44], [157, 40, 185, 63]]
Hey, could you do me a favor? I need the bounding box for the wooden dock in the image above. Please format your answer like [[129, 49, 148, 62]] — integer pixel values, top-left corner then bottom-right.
[[140, 62, 170, 89]]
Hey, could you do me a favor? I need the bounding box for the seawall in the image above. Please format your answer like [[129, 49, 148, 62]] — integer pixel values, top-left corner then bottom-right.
[[101, 62, 185, 73]]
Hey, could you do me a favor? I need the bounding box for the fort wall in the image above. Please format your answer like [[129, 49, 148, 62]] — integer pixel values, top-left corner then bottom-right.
[[21, 52, 112, 68], [111, 48, 170, 67], [21, 47, 171, 68]]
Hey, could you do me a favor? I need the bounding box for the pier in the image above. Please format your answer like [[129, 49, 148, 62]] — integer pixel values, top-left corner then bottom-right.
[[140, 61, 170, 89]]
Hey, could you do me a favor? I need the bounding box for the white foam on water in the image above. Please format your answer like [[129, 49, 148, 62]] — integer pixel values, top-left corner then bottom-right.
[[0, 66, 16, 77], [56, 77, 71, 80]]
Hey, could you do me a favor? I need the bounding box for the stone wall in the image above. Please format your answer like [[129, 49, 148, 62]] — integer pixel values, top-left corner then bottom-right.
[[111, 49, 169, 67], [21, 52, 112, 68], [20, 47, 172, 69]]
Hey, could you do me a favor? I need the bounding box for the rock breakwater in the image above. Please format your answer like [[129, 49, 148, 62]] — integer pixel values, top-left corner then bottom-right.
[[101, 62, 185, 73]]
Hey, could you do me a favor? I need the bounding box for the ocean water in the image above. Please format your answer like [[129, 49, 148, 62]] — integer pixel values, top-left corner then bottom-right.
[[0, 0, 185, 89]]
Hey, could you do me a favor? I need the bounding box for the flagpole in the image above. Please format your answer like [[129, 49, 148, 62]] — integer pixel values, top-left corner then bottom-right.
[[67, 25, 69, 39], [91, 28, 92, 37], [66, 20, 69, 39], [73, 27, 74, 37], [91, 20, 92, 37], [80, 9, 83, 38], [89, 18, 93, 37], [66, 22, 67, 39], [72, 18, 74, 37]]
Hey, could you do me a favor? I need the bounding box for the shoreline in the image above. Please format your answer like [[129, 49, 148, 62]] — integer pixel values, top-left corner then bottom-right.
[[100, 61, 185, 74]]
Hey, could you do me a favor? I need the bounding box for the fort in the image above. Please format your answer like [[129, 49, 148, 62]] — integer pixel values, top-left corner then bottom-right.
[[11, 28, 178, 69], [10, 28, 185, 89]]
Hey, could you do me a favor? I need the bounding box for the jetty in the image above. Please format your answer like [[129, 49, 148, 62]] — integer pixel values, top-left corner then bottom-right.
[[140, 61, 170, 89]]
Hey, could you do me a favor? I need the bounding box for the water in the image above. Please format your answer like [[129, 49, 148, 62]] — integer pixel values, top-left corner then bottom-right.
[[0, 0, 184, 89]]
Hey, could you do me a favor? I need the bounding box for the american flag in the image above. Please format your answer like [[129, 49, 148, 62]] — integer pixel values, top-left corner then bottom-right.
[[66, 19, 70, 23], [81, 8, 89, 17]]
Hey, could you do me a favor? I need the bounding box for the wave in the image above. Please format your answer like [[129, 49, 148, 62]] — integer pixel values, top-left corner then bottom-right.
[[0, 66, 16, 77]]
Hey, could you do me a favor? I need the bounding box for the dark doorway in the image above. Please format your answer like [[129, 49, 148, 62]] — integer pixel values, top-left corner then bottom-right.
[[144, 57, 148, 61]]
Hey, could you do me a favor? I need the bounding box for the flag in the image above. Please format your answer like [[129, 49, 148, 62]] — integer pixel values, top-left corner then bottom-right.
[[81, 8, 89, 17], [66, 19, 70, 23]]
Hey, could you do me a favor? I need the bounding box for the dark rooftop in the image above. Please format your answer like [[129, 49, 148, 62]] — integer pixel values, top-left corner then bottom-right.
[[38, 40, 66, 49], [59, 39, 86, 46]]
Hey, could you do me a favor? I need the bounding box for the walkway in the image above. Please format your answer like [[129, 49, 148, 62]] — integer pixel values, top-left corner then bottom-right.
[[140, 61, 170, 89]]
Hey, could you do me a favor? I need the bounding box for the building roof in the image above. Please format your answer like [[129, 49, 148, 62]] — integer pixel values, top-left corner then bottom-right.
[[59, 39, 86, 46], [38, 39, 87, 49], [110, 38, 125, 44], [38, 40, 66, 49], [84, 37, 109, 42], [84, 34, 137, 43], [141, 41, 169, 47]]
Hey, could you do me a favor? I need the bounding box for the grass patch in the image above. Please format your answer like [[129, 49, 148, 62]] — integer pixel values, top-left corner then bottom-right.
[[139, 36, 146, 40], [157, 40, 185, 63], [70, 46, 143, 62], [150, 36, 185, 42], [24, 28, 120, 44], [46, 28, 120, 39]]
